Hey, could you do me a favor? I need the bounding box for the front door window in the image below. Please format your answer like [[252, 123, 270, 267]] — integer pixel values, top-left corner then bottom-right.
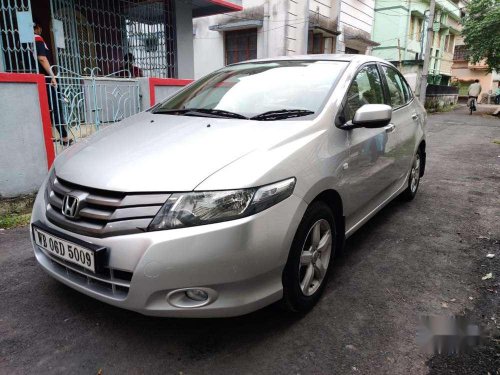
[[343, 64, 385, 122]]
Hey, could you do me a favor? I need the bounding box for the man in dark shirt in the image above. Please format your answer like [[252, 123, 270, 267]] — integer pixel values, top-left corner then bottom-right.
[[34, 20, 73, 146]]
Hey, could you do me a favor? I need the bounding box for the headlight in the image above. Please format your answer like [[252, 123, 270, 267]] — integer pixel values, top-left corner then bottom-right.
[[148, 177, 296, 231]]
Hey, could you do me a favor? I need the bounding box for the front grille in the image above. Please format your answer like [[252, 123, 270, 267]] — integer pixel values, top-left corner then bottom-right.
[[46, 172, 169, 237], [37, 246, 132, 299]]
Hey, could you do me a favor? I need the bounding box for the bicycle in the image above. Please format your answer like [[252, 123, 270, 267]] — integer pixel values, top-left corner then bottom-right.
[[468, 96, 477, 115]]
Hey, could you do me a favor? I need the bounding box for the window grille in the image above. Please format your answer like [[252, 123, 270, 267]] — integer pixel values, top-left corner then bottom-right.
[[49, 0, 177, 77], [307, 31, 324, 54], [453, 45, 469, 61], [0, 0, 37, 73], [224, 29, 257, 65]]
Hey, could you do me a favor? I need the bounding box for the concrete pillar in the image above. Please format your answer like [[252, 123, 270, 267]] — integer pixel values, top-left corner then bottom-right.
[[175, 0, 194, 79], [138, 77, 151, 110], [267, 0, 289, 57]]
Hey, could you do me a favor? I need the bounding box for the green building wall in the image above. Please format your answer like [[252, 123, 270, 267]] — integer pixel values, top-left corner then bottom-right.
[[371, 0, 461, 85]]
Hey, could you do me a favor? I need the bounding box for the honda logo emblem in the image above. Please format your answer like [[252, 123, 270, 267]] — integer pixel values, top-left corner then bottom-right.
[[62, 194, 80, 219]]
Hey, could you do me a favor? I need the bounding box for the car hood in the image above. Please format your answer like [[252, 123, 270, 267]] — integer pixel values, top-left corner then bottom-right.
[[54, 112, 310, 192]]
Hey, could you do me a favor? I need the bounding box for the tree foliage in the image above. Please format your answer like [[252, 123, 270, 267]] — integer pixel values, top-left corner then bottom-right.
[[462, 0, 500, 72]]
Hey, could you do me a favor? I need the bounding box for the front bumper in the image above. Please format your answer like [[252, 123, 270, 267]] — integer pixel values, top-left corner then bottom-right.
[[31, 179, 307, 317]]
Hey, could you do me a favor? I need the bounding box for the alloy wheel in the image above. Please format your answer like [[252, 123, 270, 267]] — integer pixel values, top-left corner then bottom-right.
[[410, 154, 421, 193], [298, 219, 333, 296]]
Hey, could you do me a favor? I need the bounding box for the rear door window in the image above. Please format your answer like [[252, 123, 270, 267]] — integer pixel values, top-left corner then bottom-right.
[[381, 65, 410, 107], [403, 78, 414, 101]]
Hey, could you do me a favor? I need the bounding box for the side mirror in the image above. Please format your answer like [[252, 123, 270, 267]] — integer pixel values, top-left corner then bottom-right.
[[339, 104, 392, 130]]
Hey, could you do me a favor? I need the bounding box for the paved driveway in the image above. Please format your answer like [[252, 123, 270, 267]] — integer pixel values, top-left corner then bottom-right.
[[1, 106, 499, 374]]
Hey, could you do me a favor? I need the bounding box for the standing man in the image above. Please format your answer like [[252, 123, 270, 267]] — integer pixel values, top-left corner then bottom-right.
[[467, 79, 482, 112], [34, 20, 73, 146], [495, 82, 500, 105]]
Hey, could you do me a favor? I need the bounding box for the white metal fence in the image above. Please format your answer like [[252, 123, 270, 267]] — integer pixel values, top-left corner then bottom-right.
[[46, 67, 141, 153]]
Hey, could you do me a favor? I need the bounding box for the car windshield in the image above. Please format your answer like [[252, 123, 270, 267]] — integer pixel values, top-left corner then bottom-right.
[[153, 60, 349, 119]]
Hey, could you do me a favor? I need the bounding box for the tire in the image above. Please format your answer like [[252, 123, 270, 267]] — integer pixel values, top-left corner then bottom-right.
[[282, 201, 336, 313], [400, 148, 422, 201]]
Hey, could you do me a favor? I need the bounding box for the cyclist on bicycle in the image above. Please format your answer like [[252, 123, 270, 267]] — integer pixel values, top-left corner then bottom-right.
[[467, 79, 482, 112]]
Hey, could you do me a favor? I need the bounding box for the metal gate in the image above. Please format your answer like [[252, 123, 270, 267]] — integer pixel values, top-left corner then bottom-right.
[[49, 0, 82, 76], [45, 68, 141, 154], [46, 0, 177, 153]]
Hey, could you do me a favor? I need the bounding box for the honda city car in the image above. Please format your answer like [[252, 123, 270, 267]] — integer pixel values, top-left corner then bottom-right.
[[31, 54, 426, 317]]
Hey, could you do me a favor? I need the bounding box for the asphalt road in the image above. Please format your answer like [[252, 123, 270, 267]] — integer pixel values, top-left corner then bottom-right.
[[1, 106, 499, 375]]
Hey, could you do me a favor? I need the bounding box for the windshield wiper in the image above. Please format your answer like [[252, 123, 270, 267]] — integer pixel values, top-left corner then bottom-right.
[[154, 108, 248, 120], [251, 109, 315, 121]]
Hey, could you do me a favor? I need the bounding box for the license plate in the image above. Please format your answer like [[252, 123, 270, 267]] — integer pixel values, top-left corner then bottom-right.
[[33, 225, 101, 273]]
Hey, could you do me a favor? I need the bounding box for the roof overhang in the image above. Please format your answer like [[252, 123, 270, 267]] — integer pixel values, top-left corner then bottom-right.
[[345, 35, 380, 47], [308, 12, 339, 36], [344, 26, 380, 47], [209, 19, 263, 31], [411, 10, 425, 18], [310, 24, 341, 36], [192, 0, 243, 18], [438, 26, 450, 36]]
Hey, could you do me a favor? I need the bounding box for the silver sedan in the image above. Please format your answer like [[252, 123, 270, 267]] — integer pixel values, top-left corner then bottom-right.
[[30, 55, 426, 317]]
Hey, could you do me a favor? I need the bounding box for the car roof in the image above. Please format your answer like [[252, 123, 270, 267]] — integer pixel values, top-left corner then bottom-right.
[[234, 54, 390, 66]]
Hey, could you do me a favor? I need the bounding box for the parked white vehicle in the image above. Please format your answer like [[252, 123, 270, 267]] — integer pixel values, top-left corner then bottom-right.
[[31, 55, 426, 317]]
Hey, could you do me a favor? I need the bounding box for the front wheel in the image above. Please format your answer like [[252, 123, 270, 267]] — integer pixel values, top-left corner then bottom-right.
[[400, 149, 422, 201], [282, 201, 336, 312]]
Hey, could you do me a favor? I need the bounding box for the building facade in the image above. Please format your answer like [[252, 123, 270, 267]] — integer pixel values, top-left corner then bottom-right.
[[192, 0, 378, 78], [372, 0, 462, 90], [451, 36, 500, 100], [336, 0, 378, 54]]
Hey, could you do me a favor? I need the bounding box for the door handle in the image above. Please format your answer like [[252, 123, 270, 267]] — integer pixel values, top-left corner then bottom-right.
[[384, 124, 395, 133], [411, 113, 419, 120]]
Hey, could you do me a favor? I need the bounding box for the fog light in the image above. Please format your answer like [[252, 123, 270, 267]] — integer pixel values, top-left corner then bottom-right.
[[185, 289, 208, 302]]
